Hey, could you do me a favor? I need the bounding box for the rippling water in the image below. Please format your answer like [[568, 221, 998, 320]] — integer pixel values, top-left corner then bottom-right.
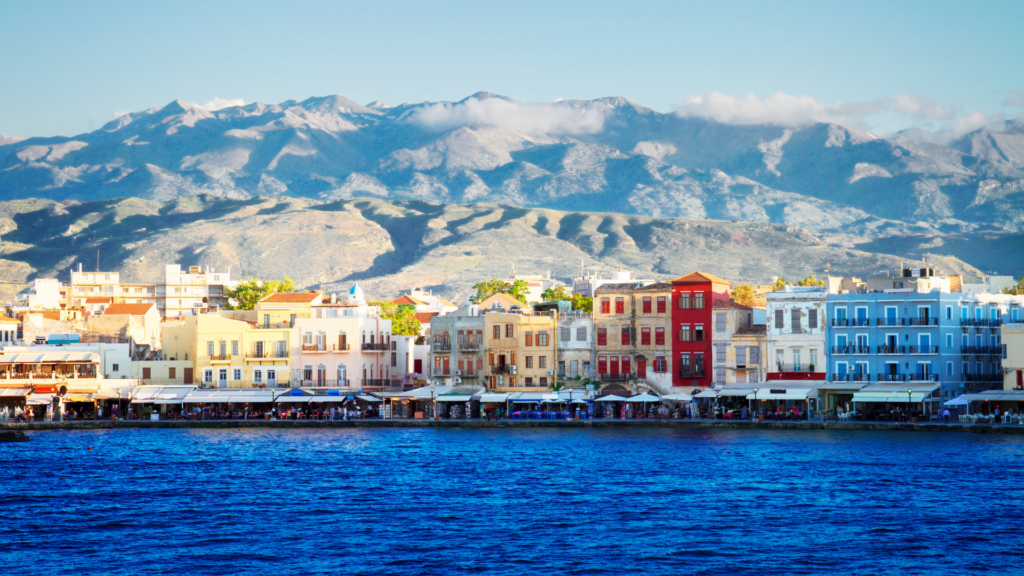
[[2, 427, 1023, 575]]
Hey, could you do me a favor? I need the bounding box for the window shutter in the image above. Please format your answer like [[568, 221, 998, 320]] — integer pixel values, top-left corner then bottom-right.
[[775, 310, 784, 329], [791, 309, 802, 333], [809, 309, 818, 329], [716, 312, 727, 332], [737, 346, 746, 365], [749, 346, 759, 363]]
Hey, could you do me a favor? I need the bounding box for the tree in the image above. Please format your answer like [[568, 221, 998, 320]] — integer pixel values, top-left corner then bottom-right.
[[732, 284, 757, 306], [570, 293, 593, 313], [541, 286, 569, 301], [1003, 276, 1024, 295], [796, 275, 826, 287], [470, 278, 530, 304], [369, 301, 422, 336], [224, 276, 296, 310], [771, 277, 789, 291]]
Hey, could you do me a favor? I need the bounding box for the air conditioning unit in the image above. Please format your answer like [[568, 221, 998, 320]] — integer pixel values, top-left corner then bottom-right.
[[510, 365, 517, 374], [456, 370, 464, 376], [454, 377, 462, 384], [547, 371, 554, 376], [497, 376, 504, 384]]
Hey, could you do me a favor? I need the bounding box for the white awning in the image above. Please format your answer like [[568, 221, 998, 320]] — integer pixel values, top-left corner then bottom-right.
[[182, 390, 239, 403], [746, 389, 815, 401], [695, 390, 718, 398], [26, 393, 54, 405], [717, 388, 754, 397], [276, 395, 313, 403], [662, 393, 693, 402], [626, 393, 661, 402], [358, 395, 382, 403], [479, 393, 510, 403], [0, 386, 32, 397], [595, 395, 627, 402], [852, 383, 941, 404], [0, 351, 100, 364], [437, 395, 474, 402], [382, 385, 453, 399]]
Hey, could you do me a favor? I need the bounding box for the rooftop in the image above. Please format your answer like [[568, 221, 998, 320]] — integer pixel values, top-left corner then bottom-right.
[[103, 303, 156, 316], [261, 291, 321, 303], [392, 295, 428, 306], [671, 271, 731, 285], [85, 297, 113, 304], [712, 299, 752, 310]]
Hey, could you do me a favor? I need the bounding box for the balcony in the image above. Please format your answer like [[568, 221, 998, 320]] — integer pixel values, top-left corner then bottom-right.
[[335, 343, 351, 353], [831, 373, 872, 382], [831, 345, 869, 354], [876, 373, 939, 382], [964, 373, 1003, 383], [432, 342, 451, 353], [850, 319, 871, 327], [877, 345, 906, 354], [908, 345, 939, 354], [360, 378, 389, 391], [299, 379, 351, 388], [209, 354, 232, 363], [831, 319, 850, 327], [677, 369, 706, 379], [907, 318, 938, 326], [458, 342, 481, 353], [876, 318, 906, 327], [599, 372, 632, 382], [961, 318, 1003, 328], [774, 363, 816, 372], [302, 344, 329, 353], [961, 345, 1002, 356], [490, 365, 515, 374], [362, 342, 390, 352], [245, 351, 288, 359]]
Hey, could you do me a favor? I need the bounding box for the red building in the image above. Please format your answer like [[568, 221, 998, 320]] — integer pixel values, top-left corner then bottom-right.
[[671, 271, 731, 388]]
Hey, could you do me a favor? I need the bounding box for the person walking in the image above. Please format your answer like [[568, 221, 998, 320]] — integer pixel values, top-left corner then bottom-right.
[[943, 407, 950, 424]]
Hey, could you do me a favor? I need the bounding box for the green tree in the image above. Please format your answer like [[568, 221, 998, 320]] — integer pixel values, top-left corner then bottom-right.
[[1003, 276, 1024, 295], [541, 286, 569, 301], [224, 276, 296, 310], [570, 293, 593, 313], [470, 278, 530, 304], [771, 277, 789, 291], [796, 275, 826, 287], [732, 284, 757, 307], [369, 301, 423, 336]]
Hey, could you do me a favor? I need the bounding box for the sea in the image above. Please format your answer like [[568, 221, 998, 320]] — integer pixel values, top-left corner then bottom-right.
[[1, 427, 1022, 575]]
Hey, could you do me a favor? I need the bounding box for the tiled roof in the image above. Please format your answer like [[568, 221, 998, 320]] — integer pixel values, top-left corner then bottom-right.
[[671, 271, 731, 285], [85, 297, 113, 304], [712, 299, 752, 310], [414, 312, 438, 324], [104, 303, 156, 316], [735, 325, 767, 336], [0, 316, 20, 324], [261, 291, 321, 303], [633, 282, 674, 292], [392, 295, 428, 306], [440, 298, 457, 307], [594, 282, 650, 293]]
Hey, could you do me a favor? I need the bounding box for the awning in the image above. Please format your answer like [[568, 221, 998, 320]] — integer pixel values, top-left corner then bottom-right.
[[276, 396, 312, 403], [662, 393, 693, 402], [716, 388, 753, 397], [820, 382, 868, 391], [64, 395, 96, 402], [358, 395, 382, 403], [695, 390, 718, 398], [437, 395, 474, 402], [0, 351, 100, 364], [182, 391, 237, 403], [596, 395, 627, 402], [852, 383, 941, 404], [626, 393, 661, 403], [0, 386, 32, 397], [479, 393, 510, 403], [382, 385, 453, 399], [746, 389, 815, 401], [26, 393, 54, 405]]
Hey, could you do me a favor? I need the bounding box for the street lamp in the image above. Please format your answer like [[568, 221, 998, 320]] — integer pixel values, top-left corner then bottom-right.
[[753, 387, 758, 420], [907, 388, 913, 422], [430, 386, 436, 421]]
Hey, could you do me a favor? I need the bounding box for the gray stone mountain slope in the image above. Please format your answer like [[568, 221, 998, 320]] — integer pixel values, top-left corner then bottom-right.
[[1, 92, 1022, 238]]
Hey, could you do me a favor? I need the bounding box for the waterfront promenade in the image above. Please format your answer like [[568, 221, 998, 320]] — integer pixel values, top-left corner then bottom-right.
[[6, 417, 1024, 434]]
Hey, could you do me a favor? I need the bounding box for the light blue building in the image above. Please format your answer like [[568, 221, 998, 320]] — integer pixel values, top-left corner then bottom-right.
[[827, 288, 1023, 401]]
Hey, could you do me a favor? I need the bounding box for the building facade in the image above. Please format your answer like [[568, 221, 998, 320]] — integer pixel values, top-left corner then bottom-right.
[[766, 286, 828, 381], [557, 310, 593, 381], [428, 305, 486, 388], [671, 272, 731, 388], [484, 309, 558, 392], [593, 282, 674, 394], [711, 300, 767, 386]]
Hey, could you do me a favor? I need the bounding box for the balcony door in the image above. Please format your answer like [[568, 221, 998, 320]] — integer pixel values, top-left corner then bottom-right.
[[266, 369, 276, 386], [218, 368, 228, 388], [886, 307, 897, 325], [636, 357, 647, 379]]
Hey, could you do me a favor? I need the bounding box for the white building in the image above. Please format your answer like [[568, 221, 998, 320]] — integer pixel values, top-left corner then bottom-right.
[[390, 334, 430, 389], [290, 284, 394, 391], [962, 275, 1016, 295], [16, 279, 62, 310], [160, 264, 237, 317], [392, 288, 458, 315], [557, 310, 593, 380], [766, 286, 828, 380], [0, 343, 132, 379], [572, 270, 655, 298]]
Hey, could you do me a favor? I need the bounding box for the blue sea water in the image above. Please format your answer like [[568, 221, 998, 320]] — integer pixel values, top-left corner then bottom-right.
[[2, 427, 1023, 575]]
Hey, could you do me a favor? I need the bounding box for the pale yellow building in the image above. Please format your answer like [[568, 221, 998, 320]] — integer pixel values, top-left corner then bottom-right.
[[1002, 323, 1024, 391], [484, 310, 557, 391]]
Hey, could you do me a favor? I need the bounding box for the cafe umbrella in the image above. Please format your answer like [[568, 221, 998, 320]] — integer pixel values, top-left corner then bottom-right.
[[626, 392, 661, 417]]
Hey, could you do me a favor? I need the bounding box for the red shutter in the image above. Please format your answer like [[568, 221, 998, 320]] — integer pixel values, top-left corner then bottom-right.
[[615, 298, 625, 314], [610, 357, 620, 375], [477, 359, 483, 370], [442, 356, 450, 375], [657, 297, 666, 314], [641, 328, 651, 345], [637, 358, 647, 378], [597, 329, 607, 346], [621, 356, 631, 375], [525, 333, 533, 346], [643, 298, 651, 314], [598, 356, 607, 374], [655, 328, 665, 346], [601, 298, 610, 314], [621, 328, 630, 345]]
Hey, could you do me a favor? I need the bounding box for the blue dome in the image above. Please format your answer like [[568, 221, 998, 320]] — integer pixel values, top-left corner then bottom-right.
[[349, 282, 361, 295]]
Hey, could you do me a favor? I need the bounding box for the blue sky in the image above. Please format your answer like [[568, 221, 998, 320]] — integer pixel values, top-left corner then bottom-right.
[[2, 0, 1022, 138]]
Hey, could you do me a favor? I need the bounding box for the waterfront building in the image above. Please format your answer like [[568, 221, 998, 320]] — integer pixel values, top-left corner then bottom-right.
[[766, 286, 828, 382], [671, 272, 731, 388], [962, 275, 1016, 295], [429, 305, 486, 388], [557, 309, 593, 381], [573, 269, 655, 298], [0, 316, 20, 343], [289, 286, 393, 392], [1001, 322, 1024, 391], [484, 307, 558, 392], [827, 267, 962, 295], [389, 333, 429, 390], [593, 282, 674, 394], [711, 299, 767, 386]]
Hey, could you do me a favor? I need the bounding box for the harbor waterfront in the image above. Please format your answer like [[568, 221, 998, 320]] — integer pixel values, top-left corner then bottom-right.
[[2, 427, 1023, 575]]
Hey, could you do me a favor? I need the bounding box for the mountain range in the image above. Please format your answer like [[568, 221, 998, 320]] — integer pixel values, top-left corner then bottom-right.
[[2, 93, 1023, 242]]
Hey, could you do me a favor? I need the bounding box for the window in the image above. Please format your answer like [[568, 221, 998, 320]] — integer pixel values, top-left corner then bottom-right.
[[232, 341, 239, 355], [207, 341, 214, 356], [538, 332, 548, 346], [539, 356, 547, 369], [505, 324, 513, 338], [525, 332, 533, 346], [597, 356, 608, 374], [808, 309, 818, 329], [621, 328, 631, 345], [493, 325, 500, 339], [654, 356, 666, 373], [715, 344, 726, 362], [694, 292, 704, 309], [525, 377, 534, 385], [791, 309, 802, 333], [715, 312, 727, 332], [621, 356, 631, 374], [655, 327, 665, 346], [775, 309, 784, 329], [600, 298, 611, 314], [642, 297, 652, 314], [657, 296, 666, 313], [539, 377, 548, 386], [615, 297, 625, 314], [946, 362, 953, 376], [112, 363, 119, 372], [946, 334, 953, 349], [679, 293, 690, 309], [560, 328, 571, 342], [577, 327, 587, 341], [233, 368, 242, 381], [641, 327, 651, 345], [597, 328, 607, 346], [203, 369, 214, 383], [253, 370, 262, 384], [946, 306, 952, 320], [695, 324, 705, 342], [679, 325, 691, 342]]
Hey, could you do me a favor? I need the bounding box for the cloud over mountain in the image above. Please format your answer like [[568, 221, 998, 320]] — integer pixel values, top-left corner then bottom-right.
[[408, 95, 607, 136]]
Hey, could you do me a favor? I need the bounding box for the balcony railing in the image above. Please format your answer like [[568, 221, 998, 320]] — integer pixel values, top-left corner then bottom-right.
[[850, 319, 871, 327], [140, 378, 185, 386], [599, 372, 632, 381], [298, 379, 351, 388], [490, 365, 514, 374], [432, 342, 451, 353], [302, 344, 329, 353], [877, 345, 906, 354], [908, 345, 939, 354], [831, 345, 870, 354], [362, 342, 390, 352], [831, 373, 872, 382], [458, 342, 481, 352], [774, 363, 816, 372], [876, 318, 906, 327], [876, 373, 939, 382], [961, 318, 1003, 327], [209, 354, 231, 361], [907, 318, 938, 326], [831, 319, 850, 326], [677, 369, 706, 379], [246, 351, 289, 359], [963, 373, 1002, 383], [360, 378, 389, 390]]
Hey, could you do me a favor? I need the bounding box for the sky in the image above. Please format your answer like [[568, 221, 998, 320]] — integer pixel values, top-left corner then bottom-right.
[[1, 0, 1023, 138]]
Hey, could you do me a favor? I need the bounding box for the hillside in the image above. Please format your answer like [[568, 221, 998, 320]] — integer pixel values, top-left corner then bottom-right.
[[0, 195, 982, 302], [0, 93, 1021, 240]]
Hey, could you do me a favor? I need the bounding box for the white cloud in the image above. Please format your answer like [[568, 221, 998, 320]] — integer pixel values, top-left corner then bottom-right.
[[191, 97, 246, 111], [890, 93, 956, 121], [407, 97, 606, 135], [674, 91, 885, 127], [1003, 90, 1024, 108], [112, 110, 130, 119]]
